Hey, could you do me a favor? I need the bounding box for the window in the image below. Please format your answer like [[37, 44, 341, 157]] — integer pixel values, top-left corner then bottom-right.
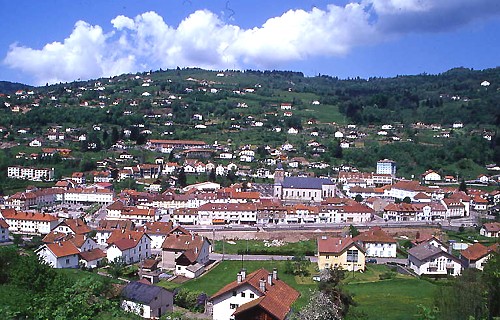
[[66, 258, 70, 264], [250, 293, 255, 298], [346, 249, 358, 263], [241, 292, 245, 297], [230, 304, 239, 309], [326, 255, 330, 259], [232, 291, 237, 296]]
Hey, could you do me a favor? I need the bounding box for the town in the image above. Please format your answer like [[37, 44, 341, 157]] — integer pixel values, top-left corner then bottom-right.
[[0, 67, 499, 320]]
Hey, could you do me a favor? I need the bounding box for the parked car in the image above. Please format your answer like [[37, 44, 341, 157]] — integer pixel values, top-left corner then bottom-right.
[[366, 258, 378, 264]]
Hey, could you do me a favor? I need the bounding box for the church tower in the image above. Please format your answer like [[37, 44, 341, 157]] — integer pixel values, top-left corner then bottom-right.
[[273, 163, 284, 198]]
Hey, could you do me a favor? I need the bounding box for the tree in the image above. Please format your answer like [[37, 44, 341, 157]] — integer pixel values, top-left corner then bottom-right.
[[293, 267, 354, 319], [482, 252, 500, 318], [402, 196, 411, 204], [208, 168, 216, 182], [108, 257, 126, 279], [459, 179, 468, 193], [177, 167, 187, 187], [354, 194, 363, 203], [349, 224, 360, 237]]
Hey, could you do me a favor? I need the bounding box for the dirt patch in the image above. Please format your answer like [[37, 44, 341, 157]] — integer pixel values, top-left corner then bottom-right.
[[199, 226, 441, 243]]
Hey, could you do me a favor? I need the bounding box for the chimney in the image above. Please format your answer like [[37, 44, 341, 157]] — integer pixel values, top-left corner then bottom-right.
[[259, 279, 266, 292], [267, 273, 273, 286], [272, 268, 278, 280], [240, 268, 246, 280], [237, 273, 242, 283]]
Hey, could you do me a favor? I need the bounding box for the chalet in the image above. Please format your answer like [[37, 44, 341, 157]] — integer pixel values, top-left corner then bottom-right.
[[121, 280, 174, 319], [95, 219, 136, 245], [421, 170, 441, 183], [142, 221, 174, 249], [79, 248, 107, 269], [460, 243, 497, 270], [480, 222, 500, 238], [209, 268, 299, 320], [408, 242, 462, 276], [317, 236, 366, 271]]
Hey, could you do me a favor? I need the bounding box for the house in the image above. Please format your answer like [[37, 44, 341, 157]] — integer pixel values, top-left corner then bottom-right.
[[160, 233, 211, 275], [460, 243, 497, 271], [0, 219, 10, 242], [317, 236, 366, 271], [106, 230, 152, 264], [354, 227, 397, 258], [79, 248, 107, 269], [407, 242, 462, 276], [208, 268, 299, 320], [480, 222, 500, 238], [0, 209, 59, 235], [473, 195, 489, 212], [35, 240, 80, 268], [121, 280, 174, 319], [142, 221, 174, 249], [421, 170, 441, 183], [71, 172, 86, 184]]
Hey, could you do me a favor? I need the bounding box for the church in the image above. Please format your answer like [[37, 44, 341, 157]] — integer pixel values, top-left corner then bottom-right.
[[273, 165, 336, 203]]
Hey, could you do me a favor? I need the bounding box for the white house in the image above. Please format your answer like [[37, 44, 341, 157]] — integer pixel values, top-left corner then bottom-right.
[[106, 230, 152, 264], [35, 240, 80, 268], [480, 222, 500, 238], [160, 233, 211, 273], [1, 209, 59, 235], [460, 243, 496, 271], [354, 227, 397, 258], [208, 268, 299, 320], [408, 241, 462, 276]]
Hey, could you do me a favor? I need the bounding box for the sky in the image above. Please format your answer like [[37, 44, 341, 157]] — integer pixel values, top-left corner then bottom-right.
[[1, 0, 499, 86]]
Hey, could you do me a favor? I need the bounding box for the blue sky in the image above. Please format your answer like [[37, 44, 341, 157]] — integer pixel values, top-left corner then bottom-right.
[[1, 0, 499, 86]]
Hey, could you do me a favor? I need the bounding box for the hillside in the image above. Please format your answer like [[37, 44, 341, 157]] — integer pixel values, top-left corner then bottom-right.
[[0, 81, 33, 95], [0, 66, 498, 183]]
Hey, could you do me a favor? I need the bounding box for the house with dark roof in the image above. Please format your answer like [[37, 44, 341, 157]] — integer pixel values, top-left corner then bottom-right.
[[317, 236, 366, 271], [354, 227, 397, 258], [208, 268, 299, 320], [121, 280, 173, 319], [460, 243, 497, 270], [407, 241, 462, 276]]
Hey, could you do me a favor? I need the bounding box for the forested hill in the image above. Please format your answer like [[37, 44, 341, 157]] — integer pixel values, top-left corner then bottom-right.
[[7, 66, 499, 126], [0, 81, 33, 95]]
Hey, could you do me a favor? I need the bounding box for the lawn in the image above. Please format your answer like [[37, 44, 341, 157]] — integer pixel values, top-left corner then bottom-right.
[[160, 260, 317, 310], [160, 261, 437, 319]]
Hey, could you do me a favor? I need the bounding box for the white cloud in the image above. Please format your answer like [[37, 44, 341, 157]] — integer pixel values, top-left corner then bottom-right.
[[3, 1, 500, 85]]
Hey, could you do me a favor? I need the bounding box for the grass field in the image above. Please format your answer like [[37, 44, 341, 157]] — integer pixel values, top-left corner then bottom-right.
[[158, 261, 437, 319]]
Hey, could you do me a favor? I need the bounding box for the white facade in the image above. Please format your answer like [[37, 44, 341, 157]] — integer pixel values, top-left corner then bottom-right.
[[7, 166, 55, 181], [376, 159, 396, 176], [364, 242, 397, 258], [63, 189, 114, 204], [211, 283, 263, 320], [408, 253, 462, 276]]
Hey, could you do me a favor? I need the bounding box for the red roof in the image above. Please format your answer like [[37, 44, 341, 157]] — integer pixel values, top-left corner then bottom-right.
[[317, 236, 364, 254], [354, 227, 396, 243], [1, 209, 58, 222], [461, 243, 492, 261], [46, 240, 80, 257], [482, 222, 500, 233], [79, 248, 106, 261]]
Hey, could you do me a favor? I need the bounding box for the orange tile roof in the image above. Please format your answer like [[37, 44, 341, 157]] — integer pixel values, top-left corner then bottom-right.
[[1, 209, 59, 222], [79, 248, 106, 261], [317, 236, 364, 254], [46, 240, 80, 257], [0, 219, 9, 229], [354, 227, 396, 243], [461, 243, 492, 261]]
